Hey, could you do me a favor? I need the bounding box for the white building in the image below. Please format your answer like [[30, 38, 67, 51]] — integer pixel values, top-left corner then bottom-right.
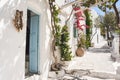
[[0, 0, 77, 80], [90, 9, 103, 47]]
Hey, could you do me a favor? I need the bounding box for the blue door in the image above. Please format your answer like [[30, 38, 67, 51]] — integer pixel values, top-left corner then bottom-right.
[[29, 15, 39, 73]]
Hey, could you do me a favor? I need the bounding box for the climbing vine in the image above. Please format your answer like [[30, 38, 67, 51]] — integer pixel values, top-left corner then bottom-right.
[[49, 0, 61, 64], [84, 9, 92, 48], [49, 0, 72, 64]]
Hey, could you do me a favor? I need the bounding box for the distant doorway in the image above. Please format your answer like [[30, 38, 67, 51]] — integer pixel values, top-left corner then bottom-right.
[[25, 10, 40, 76]]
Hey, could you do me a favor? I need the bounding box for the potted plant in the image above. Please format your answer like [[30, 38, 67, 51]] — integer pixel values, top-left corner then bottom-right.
[[76, 32, 86, 57]]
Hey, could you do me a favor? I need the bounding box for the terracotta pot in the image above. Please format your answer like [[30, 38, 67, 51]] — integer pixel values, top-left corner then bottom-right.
[[76, 47, 84, 57]]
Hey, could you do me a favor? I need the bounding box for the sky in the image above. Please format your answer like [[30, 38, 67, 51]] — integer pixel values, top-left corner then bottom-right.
[[91, 0, 120, 16]]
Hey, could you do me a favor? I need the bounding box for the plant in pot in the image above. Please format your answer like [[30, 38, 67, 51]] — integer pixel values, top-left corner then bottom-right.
[[76, 31, 86, 57]]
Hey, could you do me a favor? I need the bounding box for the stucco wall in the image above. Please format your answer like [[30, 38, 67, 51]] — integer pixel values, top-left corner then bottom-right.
[[90, 9, 103, 47], [0, 0, 53, 80], [27, 0, 53, 79], [111, 34, 120, 61], [0, 0, 27, 80], [0, 0, 79, 80], [56, 0, 77, 56]]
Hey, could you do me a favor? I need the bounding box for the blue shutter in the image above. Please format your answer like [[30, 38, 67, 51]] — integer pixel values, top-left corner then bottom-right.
[[73, 27, 77, 38], [29, 15, 39, 73]]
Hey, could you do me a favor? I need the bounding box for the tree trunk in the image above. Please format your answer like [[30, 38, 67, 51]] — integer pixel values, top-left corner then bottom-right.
[[113, 0, 120, 28]]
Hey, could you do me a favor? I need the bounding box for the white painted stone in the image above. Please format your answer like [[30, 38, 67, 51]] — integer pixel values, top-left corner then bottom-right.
[[25, 75, 40, 80], [116, 66, 120, 74], [115, 74, 120, 80], [48, 70, 65, 79], [48, 71, 57, 78], [56, 70, 65, 78]]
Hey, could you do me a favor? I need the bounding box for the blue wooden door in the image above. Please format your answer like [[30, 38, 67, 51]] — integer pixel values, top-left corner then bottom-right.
[[29, 15, 39, 73]]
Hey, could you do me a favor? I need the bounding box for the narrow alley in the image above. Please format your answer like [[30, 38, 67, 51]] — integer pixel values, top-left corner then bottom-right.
[[48, 39, 119, 80], [0, 0, 120, 80]]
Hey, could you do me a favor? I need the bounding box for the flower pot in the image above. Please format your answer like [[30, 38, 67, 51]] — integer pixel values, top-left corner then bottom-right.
[[76, 47, 84, 57]]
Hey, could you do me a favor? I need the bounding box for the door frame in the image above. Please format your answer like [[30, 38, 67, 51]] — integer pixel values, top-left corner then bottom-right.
[[26, 8, 41, 74]]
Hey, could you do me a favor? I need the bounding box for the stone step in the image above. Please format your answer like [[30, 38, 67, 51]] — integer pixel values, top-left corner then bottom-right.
[[88, 48, 111, 53]]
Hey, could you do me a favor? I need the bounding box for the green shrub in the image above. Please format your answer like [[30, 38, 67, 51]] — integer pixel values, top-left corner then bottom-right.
[[60, 25, 72, 61]]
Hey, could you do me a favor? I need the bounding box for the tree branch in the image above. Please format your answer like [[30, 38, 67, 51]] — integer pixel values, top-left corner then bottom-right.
[[65, 9, 74, 25], [60, 0, 83, 10], [60, 0, 109, 11], [112, 0, 120, 28]]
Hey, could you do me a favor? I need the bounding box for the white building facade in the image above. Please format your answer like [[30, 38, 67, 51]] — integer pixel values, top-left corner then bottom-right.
[[0, 0, 77, 80], [90, 9, 103, 47]]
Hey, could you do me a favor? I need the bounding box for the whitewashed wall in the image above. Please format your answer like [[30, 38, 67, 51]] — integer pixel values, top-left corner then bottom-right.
[[90, 9, 103, 47], [111, 33, 120, 61], [0, 0, 27, 80], [67, 16, 76, 56], [0, 0, 53, 80], [56, 0, 77, 56], [34, 0, 76, 79], [27, 0, 53, 80]]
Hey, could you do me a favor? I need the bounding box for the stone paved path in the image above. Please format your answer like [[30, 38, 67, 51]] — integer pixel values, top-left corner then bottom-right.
[[48, 41, 117, 80]]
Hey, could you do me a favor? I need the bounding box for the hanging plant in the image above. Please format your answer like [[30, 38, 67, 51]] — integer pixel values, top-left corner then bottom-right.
[[73, 6, 88, 30], [76, 31, 86, 57]]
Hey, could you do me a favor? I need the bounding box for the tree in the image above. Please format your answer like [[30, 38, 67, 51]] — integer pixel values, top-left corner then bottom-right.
[[101, 12, 117, 38], [97, 0, 120, 28], [99, 12, 117, 46], [103, 12, 117, 32], [97, 0, 120, 48]]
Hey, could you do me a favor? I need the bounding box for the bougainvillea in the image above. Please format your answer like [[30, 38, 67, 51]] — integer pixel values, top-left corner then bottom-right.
[[73, 6, 89, 30]]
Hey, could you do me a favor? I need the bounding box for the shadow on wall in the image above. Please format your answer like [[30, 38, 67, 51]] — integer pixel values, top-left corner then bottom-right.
[[0, 0, 26, 39], [41, 0, 53, 74], [25, 58, 51, 80], [0, 50, 24, 80], [0, 0, 26, 80], [30, 0, 53, 79], [40, 59, 51, 80]]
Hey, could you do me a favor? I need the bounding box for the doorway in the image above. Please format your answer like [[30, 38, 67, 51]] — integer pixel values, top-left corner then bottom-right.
[[25, 10, 40, 76]]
